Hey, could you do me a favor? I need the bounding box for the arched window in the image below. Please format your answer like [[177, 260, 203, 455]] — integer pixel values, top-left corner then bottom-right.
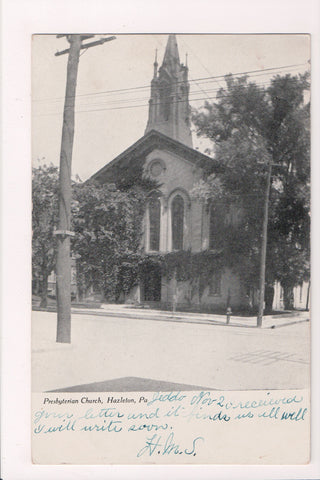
[[172, 195, 184, 250], [148, 195, 161, 251]]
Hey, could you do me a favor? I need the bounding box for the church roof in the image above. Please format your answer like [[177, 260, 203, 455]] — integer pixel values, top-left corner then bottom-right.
[[89, 129, 219, 184]]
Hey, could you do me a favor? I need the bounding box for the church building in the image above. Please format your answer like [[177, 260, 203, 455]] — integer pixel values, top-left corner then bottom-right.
[[90, 35, 249, 311]]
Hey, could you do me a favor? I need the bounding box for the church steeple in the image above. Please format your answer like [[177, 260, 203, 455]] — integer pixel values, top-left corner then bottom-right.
[[153, 49, 158, 78], [145, 35, 193, 147], [162, 34, 180, 75]]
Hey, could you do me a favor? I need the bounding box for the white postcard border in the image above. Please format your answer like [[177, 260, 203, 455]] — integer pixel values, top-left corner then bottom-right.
[[1, 0, 320, 478]]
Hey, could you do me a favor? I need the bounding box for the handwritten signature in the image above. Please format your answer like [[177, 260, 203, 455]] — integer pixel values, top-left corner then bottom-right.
[[137, 432, 204, 457]]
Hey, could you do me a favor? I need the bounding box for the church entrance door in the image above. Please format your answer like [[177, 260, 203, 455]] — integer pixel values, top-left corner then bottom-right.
[[143, 265, 162, 302]]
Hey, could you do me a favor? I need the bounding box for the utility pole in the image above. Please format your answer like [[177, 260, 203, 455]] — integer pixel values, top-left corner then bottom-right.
[[55, 34, 115, 343], [257, 160, 273, 328]]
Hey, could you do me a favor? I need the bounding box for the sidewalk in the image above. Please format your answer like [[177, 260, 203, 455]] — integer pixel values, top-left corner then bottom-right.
[[65, 303, 310, 329], [32, 309, 310, 392]]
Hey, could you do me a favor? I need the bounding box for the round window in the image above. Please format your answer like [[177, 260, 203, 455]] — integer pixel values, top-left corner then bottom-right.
[[150, 160, 164, 177]]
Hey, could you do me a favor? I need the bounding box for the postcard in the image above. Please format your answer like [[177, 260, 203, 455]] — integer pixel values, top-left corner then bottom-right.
[[30, 33, 311, 465]]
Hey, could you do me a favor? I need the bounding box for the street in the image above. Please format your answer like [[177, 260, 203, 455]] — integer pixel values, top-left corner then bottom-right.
[[32, 310, 310, 392]]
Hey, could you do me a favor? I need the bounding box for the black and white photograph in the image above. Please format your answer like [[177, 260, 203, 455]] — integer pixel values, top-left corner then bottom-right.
[[32, 33, 310, 391], [28, 33, 313, 464]]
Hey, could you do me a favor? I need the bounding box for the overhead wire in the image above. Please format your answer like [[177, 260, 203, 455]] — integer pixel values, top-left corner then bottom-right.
[[61, 79, 274, 112], [148, 35, 213, 102], [72, 78, 281, 108], [33, 66, 307, 117], [180, 36, 225, 92], [33, 62, 309, 104], [33, 76, 309, 117], [33, 56, 309, 118]]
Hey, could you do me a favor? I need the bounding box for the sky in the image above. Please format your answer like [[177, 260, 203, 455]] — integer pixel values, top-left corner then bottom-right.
[[32, 34, 310, 181]]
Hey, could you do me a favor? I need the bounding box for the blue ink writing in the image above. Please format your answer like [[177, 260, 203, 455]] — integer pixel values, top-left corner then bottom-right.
[[136, 432, 204, 457], [281, 408, 307, 421], [147, 392, 186, 407]]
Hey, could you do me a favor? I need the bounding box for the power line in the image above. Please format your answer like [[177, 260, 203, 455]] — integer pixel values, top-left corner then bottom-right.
[[33, 69, 309, 116], [34, 77, 309, 117], [37, 79, 270, 111], [33, 69, 304, 114], [33, 62, 309, 104], [33, 65, 307, 115], [34, 63, 307, 106], [180, 36, 225, 92], [70, 79, 276, 108], [178, 37, 213, 100]]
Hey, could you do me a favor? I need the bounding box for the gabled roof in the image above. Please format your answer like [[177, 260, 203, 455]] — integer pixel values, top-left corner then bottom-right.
[[89, 129, 219, 184]]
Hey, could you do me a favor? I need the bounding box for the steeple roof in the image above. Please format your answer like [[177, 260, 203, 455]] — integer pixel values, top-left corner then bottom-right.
[[145, 35, 192, 147], [161, 34, 180, 75]]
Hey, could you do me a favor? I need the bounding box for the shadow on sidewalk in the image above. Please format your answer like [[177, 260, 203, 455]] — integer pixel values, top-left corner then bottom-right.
[[48, 376, 214, 392]]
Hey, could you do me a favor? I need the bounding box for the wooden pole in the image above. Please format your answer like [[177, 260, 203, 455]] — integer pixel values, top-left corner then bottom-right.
[[56, 35, 81, 343], [257, 160, 272, 328], [54, 35, 116, 343]]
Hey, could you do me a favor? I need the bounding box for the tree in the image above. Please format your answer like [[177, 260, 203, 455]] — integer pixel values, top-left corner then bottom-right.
[[265, 76, 310, 308], [192, 73, 310, 309], [32, 164, 59, 307], [72, 181, 147, 301], [32, 160, 155, 306]]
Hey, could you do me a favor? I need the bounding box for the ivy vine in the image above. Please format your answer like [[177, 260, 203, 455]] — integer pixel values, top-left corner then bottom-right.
[[115, 250, 225, 298]]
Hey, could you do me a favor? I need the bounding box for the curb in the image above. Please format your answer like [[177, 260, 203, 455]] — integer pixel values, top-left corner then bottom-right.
[[32, 306, 309, 330]]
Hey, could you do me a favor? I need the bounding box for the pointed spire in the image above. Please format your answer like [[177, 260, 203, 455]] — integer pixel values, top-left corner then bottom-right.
[[153, 49, 158, 78], [185, 52, 188, 68], [162, 34, 180, 74], [145, 34, 192, 147]]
